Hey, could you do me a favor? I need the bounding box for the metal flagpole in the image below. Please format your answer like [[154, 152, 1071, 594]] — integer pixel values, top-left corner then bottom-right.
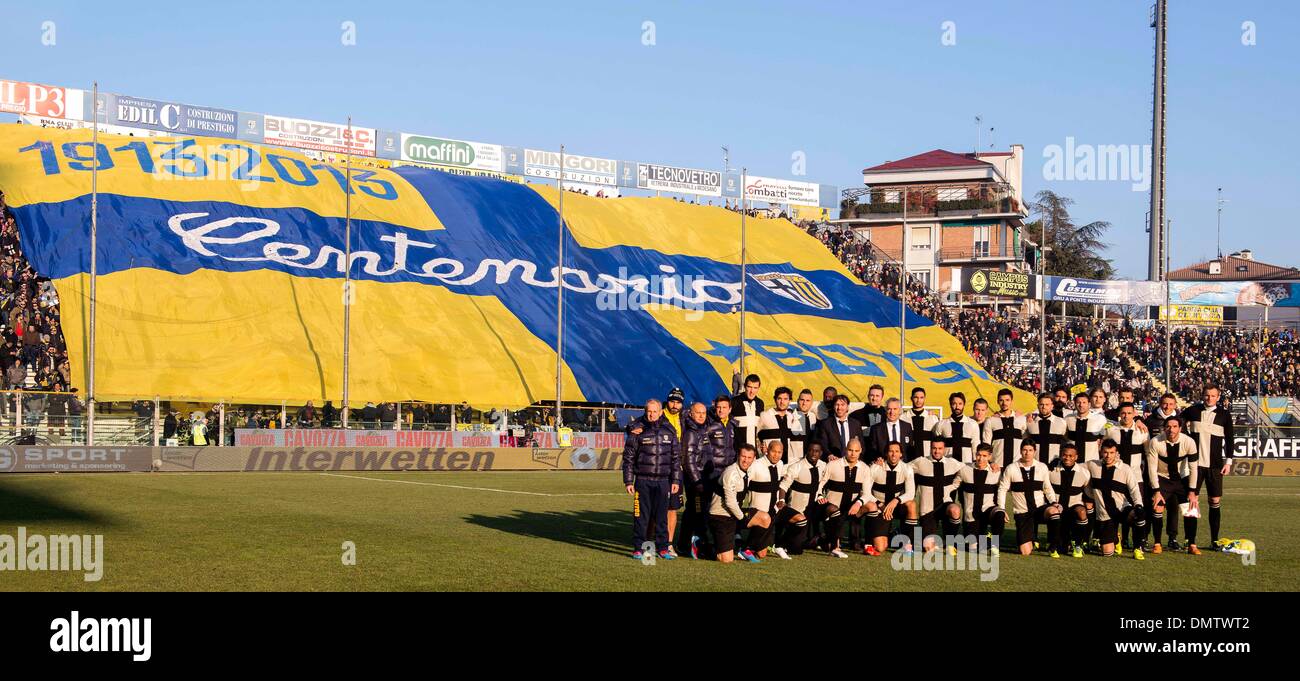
[[1164, 217, 1171, 389], [1147, 0, 1167, 281], [87, 81, 99, 445], [738, 168, 748, 380], [1257, 310, 1265, 399], [898, 187, 908, 401], [341, 116, 353, 428], [555, 146, 566, 427], [1039, 215, 1047, 392]]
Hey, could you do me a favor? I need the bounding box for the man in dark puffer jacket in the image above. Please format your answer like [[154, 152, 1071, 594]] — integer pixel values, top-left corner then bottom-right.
[[622, 399, 681, 561]]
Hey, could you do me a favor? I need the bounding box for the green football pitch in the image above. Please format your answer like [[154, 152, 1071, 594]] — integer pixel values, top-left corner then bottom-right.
[[1, 471, 1296, 591]]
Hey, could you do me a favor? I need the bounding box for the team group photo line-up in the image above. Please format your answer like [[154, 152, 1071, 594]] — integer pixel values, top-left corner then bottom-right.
[[620, 375, 1232, 564]]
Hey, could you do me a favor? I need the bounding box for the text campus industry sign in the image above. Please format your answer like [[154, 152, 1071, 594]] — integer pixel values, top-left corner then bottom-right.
[[958, 268, 1037, 298]]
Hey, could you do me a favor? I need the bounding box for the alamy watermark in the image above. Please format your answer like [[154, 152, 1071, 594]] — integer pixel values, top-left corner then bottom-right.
[[1042, 137, 1151, 191], [890, 530, 1000, 581], [0, 526, 104, 582], [595, 266, 707, 320]]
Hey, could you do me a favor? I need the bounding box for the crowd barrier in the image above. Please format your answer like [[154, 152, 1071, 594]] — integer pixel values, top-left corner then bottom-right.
[[3, 441, 1299, 475], [0, 445, 623, 473]]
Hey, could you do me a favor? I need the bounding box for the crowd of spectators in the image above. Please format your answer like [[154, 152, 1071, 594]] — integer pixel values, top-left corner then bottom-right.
[[0, 185, 1295, 443], [804, 221, 1300, 408], [0, 190, 84, 437], [227, 401, 623, 433]]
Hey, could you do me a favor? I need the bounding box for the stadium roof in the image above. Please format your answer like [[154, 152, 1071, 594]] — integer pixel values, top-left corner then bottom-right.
[[863, 149, 992, 173], [1169, 251, 1300, 281]]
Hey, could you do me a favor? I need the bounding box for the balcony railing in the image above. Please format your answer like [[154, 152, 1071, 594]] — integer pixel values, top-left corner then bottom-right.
[[938, 244, 1025, 261], [840, 182, 1024, 220]]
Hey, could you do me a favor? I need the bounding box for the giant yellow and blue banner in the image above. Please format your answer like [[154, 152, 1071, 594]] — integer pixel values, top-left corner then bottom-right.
[[0, 124, 1030, 409]]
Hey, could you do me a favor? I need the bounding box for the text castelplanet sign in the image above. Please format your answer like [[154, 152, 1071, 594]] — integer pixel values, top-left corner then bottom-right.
[[1045, 276, 1165, 306], [959, 268, 1036, 298], [636, 163, 721, 196]]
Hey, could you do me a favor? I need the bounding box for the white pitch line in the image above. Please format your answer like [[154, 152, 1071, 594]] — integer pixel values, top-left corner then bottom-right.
[[318, 472, 624, 497]]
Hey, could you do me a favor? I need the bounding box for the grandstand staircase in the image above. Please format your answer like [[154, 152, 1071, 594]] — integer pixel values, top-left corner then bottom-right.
[[1010, 348, 1039, 369], [1121, 355, 1189, 409], [1241, 399, 1284, 438]]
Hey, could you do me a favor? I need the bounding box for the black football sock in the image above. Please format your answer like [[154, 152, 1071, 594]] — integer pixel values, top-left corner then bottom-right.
[[1073, 518, 1090, 548], [825, 510, 844, 550], [1209, 501, 1221, 544]]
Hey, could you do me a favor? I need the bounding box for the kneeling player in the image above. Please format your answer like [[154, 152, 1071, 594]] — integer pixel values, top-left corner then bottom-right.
[[910, 438, 963, 553], [998, 441, 1062, 556], [959, 444, 1006, 554], [775, 441, 826, 557], [819, 438, 872, 558], [744, 441, 786, 559], [866, 441, 918, 555], [708, 444, 770, 563], [1088, 441, 1146, 559], [1050, 444, 1092, 558]]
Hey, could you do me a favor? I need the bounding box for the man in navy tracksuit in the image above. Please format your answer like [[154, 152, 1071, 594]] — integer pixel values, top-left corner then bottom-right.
[[678, 397, 736, 558], [623, 399, 682, 560]]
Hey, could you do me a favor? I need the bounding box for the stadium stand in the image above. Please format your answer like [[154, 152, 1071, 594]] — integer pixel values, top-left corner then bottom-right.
[[0, 182, 1294, 441], [803, 221, 1300, 411]]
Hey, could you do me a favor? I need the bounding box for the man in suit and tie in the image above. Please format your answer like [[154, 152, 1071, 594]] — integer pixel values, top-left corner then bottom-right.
[[814, 395, 863, 461], [867, 397, 912, 463]]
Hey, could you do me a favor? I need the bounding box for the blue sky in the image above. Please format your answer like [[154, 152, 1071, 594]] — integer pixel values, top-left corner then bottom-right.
[[1, 0, 1295, 278]]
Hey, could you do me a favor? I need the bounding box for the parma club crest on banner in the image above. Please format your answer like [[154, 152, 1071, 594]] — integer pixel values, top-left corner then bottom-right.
[[750, 272, 832, 310], [0, 124, 1031, 409]]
